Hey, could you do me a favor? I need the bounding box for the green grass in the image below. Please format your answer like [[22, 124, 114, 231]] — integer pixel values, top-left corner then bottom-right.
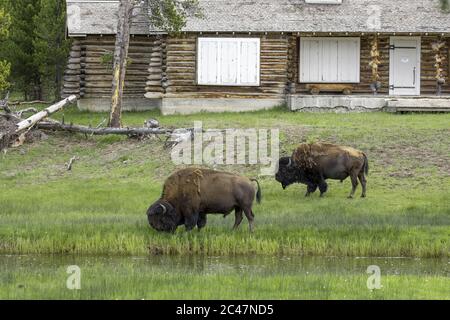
[[1, 255, 448, 299], [0, 107, 449, 258], [1, 107, 449, 299]]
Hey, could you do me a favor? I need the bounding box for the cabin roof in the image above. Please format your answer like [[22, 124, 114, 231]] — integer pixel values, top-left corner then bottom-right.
[[66, 0, 450, 36]]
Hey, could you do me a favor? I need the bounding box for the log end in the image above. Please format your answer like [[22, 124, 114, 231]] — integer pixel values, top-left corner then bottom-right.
[[68, 95, 78, 104]]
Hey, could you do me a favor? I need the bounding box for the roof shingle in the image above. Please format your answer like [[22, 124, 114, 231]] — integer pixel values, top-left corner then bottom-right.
[[66, 0, 450, 35]]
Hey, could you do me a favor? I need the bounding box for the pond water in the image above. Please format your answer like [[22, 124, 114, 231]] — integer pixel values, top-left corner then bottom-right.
[[0, 254, 449, 299]]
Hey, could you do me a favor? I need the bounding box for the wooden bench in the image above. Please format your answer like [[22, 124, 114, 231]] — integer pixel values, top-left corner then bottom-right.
[[306, 84, 353, 95]]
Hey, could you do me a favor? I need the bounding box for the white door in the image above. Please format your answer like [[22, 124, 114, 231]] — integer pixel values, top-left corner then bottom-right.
[[389, 37, 421, 95]]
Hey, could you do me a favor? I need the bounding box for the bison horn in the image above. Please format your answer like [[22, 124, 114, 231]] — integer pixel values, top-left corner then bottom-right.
[[287, 158, 292, 167], [159, 203, 167, 214]]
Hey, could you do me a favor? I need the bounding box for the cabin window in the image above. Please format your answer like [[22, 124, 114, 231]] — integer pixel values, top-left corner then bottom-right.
[[197, 37, 260, 86], [299, 37, 360, 83]]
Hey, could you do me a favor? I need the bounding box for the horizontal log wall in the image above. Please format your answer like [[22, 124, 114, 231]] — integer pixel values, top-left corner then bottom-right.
[[62, 40, 82, 98], [151, 33, 289, 99], [63, 35, 156, 99], [421, 36, 450, 95], [290, 34, 450, 95], [146, 36, 167, 96], [63, 33, 450, 103]]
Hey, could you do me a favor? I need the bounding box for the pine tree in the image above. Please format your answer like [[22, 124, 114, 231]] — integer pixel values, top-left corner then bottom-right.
[[0, 0, 41, 100], [0, 7, 10, 39], [0, 7, 11, 93], [33, 0, 70, 101]]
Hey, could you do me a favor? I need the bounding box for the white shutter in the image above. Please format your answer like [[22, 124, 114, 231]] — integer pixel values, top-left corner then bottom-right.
[[198, 39, 219, 85], [300, 39, 321, 82], [219, 40, 239, 84], [322, 39, 338, 82], [338, 38, 360, 82], [197, 38, 260, 86], [300, 37, 360, 83], [239, 39, 260, 85]]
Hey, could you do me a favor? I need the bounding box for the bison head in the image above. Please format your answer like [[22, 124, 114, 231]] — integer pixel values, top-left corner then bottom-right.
[[147, 200, 178, 233], [276, 157, 308, 189], [275, 157, 298, 189]]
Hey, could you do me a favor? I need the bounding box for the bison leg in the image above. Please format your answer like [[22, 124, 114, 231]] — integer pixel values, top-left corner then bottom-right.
[[305, 184, 317, 197], [233, 208, 244, 230], [243, 208, 255, 233], [348, 173, 359, 199], [184, 212, 199, 231], [197, 214, 207, 230], [358, 171, 367, 198], [318, 181, 328, 197]]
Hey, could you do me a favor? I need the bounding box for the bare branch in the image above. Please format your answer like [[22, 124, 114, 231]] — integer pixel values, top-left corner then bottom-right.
[[66, 156, 79, 171], [16, 107, 38, 118], [15, 95, 77, 133], [37, 121, 175, 136]]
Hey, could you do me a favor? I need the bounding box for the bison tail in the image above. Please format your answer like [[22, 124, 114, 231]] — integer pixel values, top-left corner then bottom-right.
[[363, 153, 369, 176], [250, 179, 262, 204]]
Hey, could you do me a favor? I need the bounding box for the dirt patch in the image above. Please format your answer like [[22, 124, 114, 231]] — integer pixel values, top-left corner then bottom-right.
[[372, 143, 450, 177]]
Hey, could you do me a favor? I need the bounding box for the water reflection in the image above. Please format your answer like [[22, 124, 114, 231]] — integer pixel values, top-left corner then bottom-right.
[[1, 254, 448, 277]]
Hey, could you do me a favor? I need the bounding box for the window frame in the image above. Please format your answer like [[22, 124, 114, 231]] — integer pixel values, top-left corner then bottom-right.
[[299, 37, 361, 84], [196, 37, 261, 87]]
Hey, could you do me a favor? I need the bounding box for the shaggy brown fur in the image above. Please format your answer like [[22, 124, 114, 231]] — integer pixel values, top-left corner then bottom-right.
[[147, 167, 261, 233], [277, 143, 368, 198]]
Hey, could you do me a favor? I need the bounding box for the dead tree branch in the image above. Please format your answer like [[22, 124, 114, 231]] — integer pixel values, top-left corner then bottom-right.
[[15, 95, 77, 133], [16, 107, 38, 118], [37, 121, 176, 136], [66, 156, 79, 171], [0, 91, 11, 113], [9, 100, 53, 106]]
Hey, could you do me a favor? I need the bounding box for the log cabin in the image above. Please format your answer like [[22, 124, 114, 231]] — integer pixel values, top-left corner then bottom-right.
[[64, 0, 450, 114]]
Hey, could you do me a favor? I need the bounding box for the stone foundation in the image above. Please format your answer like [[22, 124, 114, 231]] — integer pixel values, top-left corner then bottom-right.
[[77, 98, 160, 112], [160, 98, 285, 115], [287, 95, 387, 112]]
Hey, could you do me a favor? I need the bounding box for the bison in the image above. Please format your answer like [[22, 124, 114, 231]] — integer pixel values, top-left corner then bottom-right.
[[276, 143, 368, 198], [147, 167, 261, 233]]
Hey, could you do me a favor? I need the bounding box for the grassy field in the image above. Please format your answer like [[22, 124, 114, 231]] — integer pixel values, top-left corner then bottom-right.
[[0, 107, 448, 258], [0, 255, 448, 299]]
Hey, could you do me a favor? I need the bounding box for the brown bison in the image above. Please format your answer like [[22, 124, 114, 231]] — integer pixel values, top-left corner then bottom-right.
[[276, 143, 368, 198], [147, 168, 261, 233]]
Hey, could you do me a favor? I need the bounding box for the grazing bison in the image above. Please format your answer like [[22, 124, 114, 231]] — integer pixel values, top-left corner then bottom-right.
[[147, 168, 261, 233], [276, 143, 368, 198]]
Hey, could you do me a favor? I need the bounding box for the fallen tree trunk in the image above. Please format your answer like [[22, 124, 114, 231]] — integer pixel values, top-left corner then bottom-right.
[[15, 95, 77, 133], [10, 100, 53, 106], [1, 95, 77, 151], [16, 107, 38, 118], [37, 121, 175, 136]]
